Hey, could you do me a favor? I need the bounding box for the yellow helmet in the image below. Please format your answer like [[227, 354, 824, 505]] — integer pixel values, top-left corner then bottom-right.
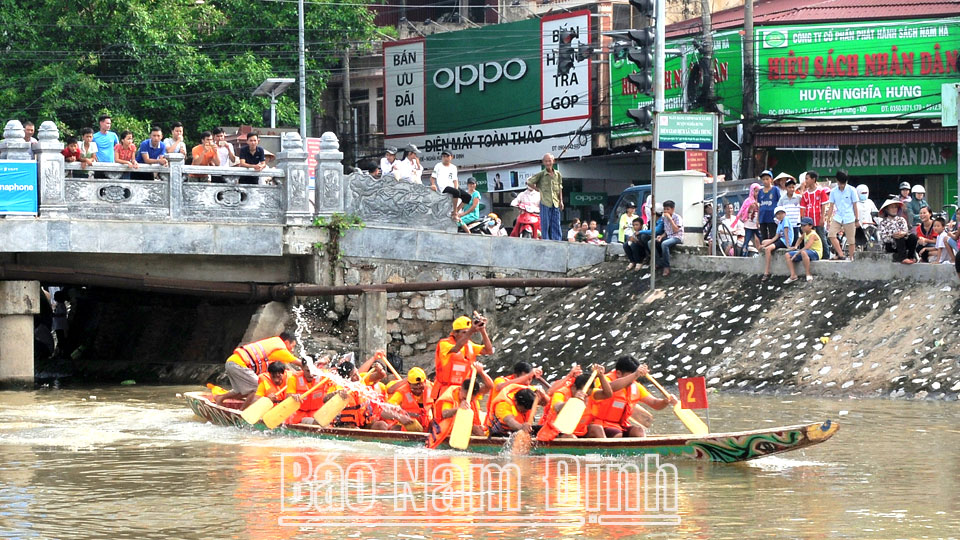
[[407, 367, 427, 383], [452, 316, 473, 331], [487, 212, 499, 220]]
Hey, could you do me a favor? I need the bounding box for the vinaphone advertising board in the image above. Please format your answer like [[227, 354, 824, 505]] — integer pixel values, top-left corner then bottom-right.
[[756, 18, 960, 120], [384, 11, 591, 167], [610, 29, 743, 140]]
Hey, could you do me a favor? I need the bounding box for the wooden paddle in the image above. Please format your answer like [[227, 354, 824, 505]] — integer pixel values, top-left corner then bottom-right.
[[448, 369, 478, 450], [313, 391, 349, 427], [262, 380, 326, 429], [552, 370, 599, 435], [510, 394, 540, 456], [645, 374, 709, 435], [240, 395, 275, 424]]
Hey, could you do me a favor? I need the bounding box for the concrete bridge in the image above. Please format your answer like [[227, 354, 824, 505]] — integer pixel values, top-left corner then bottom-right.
[[0, 120, 605, 385]]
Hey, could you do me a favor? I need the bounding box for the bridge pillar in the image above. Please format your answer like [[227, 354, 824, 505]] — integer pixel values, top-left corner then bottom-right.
[[464, 287, 497, 333], [0, 281, 41, 387], [358, 289, 387, 360], [36, 121, 67, 218], [276, 132, 311, 224], [313, 132, 345, 215], [0, 120, 31, 160]]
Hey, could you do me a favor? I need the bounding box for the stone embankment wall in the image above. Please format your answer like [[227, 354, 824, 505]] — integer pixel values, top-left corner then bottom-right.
[[490, 262, 960, 400]]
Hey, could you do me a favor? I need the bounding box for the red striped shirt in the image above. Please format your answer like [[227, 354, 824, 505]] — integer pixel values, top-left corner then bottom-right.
[[800, 188, 829, 226]]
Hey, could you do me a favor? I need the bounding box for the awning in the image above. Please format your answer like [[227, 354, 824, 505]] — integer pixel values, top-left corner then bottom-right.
[[756, 128, 957, 147]]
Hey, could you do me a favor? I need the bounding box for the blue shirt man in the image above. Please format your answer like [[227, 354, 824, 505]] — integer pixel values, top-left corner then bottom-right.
[[137, 127, 168, 164], [828, 180, 859, 224], [92, 115, 120, 163]]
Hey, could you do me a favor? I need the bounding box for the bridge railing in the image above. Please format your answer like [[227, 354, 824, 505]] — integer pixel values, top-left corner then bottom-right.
[[1, 120, 311, 225]]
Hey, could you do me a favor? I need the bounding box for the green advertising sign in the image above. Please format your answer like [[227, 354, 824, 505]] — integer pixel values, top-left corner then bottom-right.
[[756, 18, 960, 120], [805, 144, 956, 176], [610, 30, 743, 140], [570, 192, 606, 206]]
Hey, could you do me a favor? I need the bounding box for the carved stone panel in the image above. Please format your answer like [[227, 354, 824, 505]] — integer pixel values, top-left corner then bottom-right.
[[180, 183, 282, 223], [345, 171, 456, 232], [63, 178, 168, 219]]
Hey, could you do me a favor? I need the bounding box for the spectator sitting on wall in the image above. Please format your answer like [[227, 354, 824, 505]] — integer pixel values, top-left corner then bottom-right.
[[113, 130, 139, 173], [656, 200, 683, 277], [623, 217, 644, 271], [457, 177, 482, 233], [575, 221, 590, 242], [719, 203, 745, 256], [587, 221, 605, 245], [855, 184, 879, 249], [164, 121, 187, 155], [915, 206, 939, 263], [618, 201, 638, 243], [189, 131, 221, 182], [784, 217, 823, 283], [636, 203, 664, 266], [431, 150, 470, 220], [237, 132, 267, 185], [756, 170, 781, 242], [825, 170, 860, 261], [394, 144, 424, 184], [356, 159, 380, 177], [906, 184, 929, 228], [380, 146, 398, 178], [760, 206, 795, 282], [567, 218, 581, 242], [877, 199, 917, 264], [777, 175, 802, 241], [933, 217, 954, 266]]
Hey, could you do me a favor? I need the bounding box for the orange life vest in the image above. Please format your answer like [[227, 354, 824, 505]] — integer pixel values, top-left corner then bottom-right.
[[541, 380, 574, 426], [334, 388, 369, 428], [486, 382, 533, 432], [256, 373, 288, 402], [432, 336, 479, 399], [291, 371, 325, 412], [426, 385, 481, 448], [590, 377, 643, 427], [235, 337, 288, 375], [388, 380, 434, 427]]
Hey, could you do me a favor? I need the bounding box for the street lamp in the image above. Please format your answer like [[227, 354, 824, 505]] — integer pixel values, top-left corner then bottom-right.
[[253, 78, 295, 129]]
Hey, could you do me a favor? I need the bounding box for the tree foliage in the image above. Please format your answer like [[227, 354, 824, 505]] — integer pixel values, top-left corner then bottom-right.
[[0, 0, 378, 141]]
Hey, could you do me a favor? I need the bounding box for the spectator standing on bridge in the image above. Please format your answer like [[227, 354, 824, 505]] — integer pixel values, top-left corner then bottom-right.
[[23, 121, 38, 159], [380, 146, 398, 178], [92, 115, 119, 164], [878, 199, 917, 264], [237, 132, 267, 185], [800, 170, 831, 260], [136, 126, 168, 180], [61, 136, 82, 166], [825, 170, 860, 261], [212, 127, 236, 167], [78, 128, 98, 177], [164, 121, 187, 155], [756, 170, 781, 241], [527, 153, 564, 241], [113, 130, 139, 175], [190, 131, 221, 182]]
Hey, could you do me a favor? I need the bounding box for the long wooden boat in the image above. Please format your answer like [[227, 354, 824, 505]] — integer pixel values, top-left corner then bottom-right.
[[184, 391, 838, 463]]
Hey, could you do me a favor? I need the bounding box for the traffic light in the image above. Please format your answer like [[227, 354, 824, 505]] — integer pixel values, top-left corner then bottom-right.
[[558, 28, 576, 76], [626, 0, 656, 128]]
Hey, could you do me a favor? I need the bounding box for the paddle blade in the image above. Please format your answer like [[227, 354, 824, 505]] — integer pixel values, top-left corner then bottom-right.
[[262, 397, 300, 429], [240, 397, 274, 425], [552, 398, 586, 435], [673, 403, 709, 435], [448, 409, 475, 450], [536, 421, 560, 442], [313, 395, 348, 427], [403, 419, 424, 433]]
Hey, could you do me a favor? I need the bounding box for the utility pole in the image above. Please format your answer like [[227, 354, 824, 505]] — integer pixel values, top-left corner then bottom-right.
[[298, 0, 307, 139], [342, 48, 352, 163], [742, 0, 755, 179], [701, 0, 718, 254]]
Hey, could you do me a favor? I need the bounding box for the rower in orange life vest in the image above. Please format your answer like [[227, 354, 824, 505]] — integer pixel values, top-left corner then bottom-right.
[[255, 361, 296, 403], [432, 314, 494, 400], [492, 361, 543, 394], [323, 361, 390, 430], [586, 356, 677, 438], [540, 364, 613, 438], [426, 363, 495, 448], [487, 383, 548, 437], [381, 367, 433, 431], [216, 331, 300, 408], [285, 359, 328, 425]]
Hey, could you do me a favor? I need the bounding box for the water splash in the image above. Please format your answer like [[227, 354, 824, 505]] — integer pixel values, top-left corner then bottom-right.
[[291, 304, 310, 357]]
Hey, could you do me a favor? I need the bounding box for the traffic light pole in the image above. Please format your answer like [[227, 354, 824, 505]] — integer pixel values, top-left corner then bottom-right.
[[649, 0, 666, 293]]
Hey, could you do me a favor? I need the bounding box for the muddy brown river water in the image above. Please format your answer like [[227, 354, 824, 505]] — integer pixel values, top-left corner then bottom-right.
[[1, 386, 958, 539]]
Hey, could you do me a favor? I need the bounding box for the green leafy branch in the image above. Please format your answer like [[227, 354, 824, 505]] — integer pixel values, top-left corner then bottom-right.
[[312, 213, 365, 261]]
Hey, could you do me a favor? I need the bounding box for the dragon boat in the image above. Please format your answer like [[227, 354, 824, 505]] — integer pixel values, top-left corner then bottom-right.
[[184, 391, 838, 463]]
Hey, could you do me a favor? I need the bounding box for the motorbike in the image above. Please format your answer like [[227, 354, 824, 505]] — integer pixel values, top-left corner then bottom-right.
[[509, 188, 541, 239]]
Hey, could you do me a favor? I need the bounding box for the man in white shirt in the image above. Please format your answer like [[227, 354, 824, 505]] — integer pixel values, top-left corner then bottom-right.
[[379, 146, 398, 178], [430, 150, 469, 218], [210, 128, 235, 183]]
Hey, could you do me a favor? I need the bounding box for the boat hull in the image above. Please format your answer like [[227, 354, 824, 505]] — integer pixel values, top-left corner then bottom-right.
[[184, 391, 838, 463]]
